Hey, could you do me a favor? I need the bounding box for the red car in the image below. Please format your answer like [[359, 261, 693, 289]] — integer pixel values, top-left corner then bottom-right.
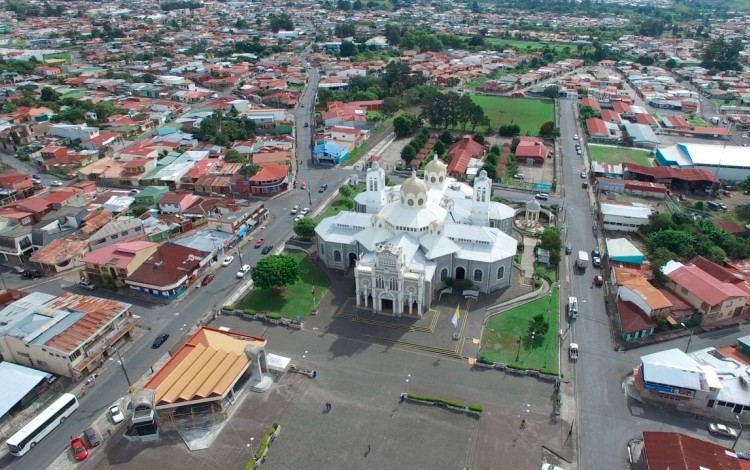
[[255, 238, 265, 248], [201, 274, 215, 286], [300, 182, 307, 190], [71, 436, 88, 461]]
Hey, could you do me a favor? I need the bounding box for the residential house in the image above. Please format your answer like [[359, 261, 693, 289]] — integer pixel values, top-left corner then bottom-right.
[[600, 201, 652, 232], [0, 292, 139, 379], [612, 267, 672, 341], [87, 218, 146, 250], [664, 261, 747, 324], [313, 140, 349, 165], [514, 137, 548, 165], [82, 240, 159, 287], [330, 126, 361, 143], [133, 186, 169, 206], [158, 191, 201, 214], [206, 202, 266, 236], [29, 237, 89, 273], [30, 206, 88, 249], [125, 243, 211, 300], [585, 118, 611, 139]]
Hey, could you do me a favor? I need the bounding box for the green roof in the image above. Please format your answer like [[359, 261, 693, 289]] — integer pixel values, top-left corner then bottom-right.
[[135, 185, 169, 201], [142, 155, 178, 180]]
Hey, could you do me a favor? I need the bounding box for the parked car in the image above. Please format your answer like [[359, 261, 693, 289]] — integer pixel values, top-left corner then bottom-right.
[[79, 279, 96, 291], [70, 436, 88, 461], [222, 255, 235, 266], [300, 182, 307, 190], [51, 180, 63, 187], [580, 171, 586, 179], [294, 214, 304, 222], [709, 423, 738, 438], [300, 207, 310, 215], [255, 238, 265, 248], [151, 333, 169, 349], [236, 264, 251, 278], [565, 244, 572, 255], [129, 189, 140, 195], [23, 269, 42, 279], [513, 173, 525, 180], [319, 184, 328, 193], [592, 256, 602, 268], [201, 274, 215, 286], [582, 181, 588, 189], [678, 194, 687, 201], [535, 193, 549, 201], [109, 405, 125, 424], [591, 249, 601, 259], [11, 265, 25, 274], [261, 244, 274, 255], [290, 205, 300, 215], [569, 343, 579, 361], [573, 134, 579, 140], [304, 122, 309, 127], [83, 427, 101, 447], [593, 275, 603, 286], [576, 149, 582, 155], [31, 177, 42, 185]]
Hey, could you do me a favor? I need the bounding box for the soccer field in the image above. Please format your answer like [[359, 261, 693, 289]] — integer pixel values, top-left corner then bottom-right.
[[470, 95, 554, 136]]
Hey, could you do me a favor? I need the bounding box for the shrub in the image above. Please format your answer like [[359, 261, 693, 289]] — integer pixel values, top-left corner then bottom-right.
[[477, 356, 494, 365], [243, 309, 256, 316], [253, 423, 279, 462], [468, 405, 484, 413], [223, 305, 235, 311], [266, 313, 282, 320]]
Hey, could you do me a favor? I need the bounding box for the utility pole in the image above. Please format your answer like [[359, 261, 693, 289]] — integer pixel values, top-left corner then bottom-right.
[[734, 415, 744, 450], [109, 346, 133, 393]]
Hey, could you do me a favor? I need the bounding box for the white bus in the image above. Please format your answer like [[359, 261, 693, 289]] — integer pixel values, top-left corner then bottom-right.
[[6, 393, 79, 457]]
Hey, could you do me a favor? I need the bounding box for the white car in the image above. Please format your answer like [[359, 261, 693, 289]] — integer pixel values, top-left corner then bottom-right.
[[569, 343, 579, 361], [236, 264, 251, 278], [573, 134, 579, 140], [580, 171, 586, 178], [294, 215, 304, 222], [51, 180, 63, 187], [222, 255, 234, 266], [290, 205, 300, 215], [300, 207, 310, 215], [109, 405, 124, 424], [709, 423, 738, 438]]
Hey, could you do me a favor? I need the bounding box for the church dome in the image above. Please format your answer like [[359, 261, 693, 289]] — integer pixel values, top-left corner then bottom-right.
[[526, 199, 541, 212], [371, 213, 386, 229], [400, 170, 428, 207], [425, 155, 447, 174]]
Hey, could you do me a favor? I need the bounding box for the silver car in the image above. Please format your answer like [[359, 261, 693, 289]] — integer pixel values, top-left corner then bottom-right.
[[708, 423, 738, 438]]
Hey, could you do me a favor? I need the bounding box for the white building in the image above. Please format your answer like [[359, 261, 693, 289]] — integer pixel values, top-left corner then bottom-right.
[[315, 157, 517, 316], [600, 200, 652, 232], [47, 124, 99, 142], [657, 143, 750, 183]]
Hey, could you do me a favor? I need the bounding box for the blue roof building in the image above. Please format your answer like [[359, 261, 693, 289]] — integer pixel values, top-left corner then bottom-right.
[[314, 139, 350, 165]]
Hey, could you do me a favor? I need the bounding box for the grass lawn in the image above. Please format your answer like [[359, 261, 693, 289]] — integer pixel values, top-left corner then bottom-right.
[[486, 39, 589, 56], [587, 145, 652, 166], [687, 116, 707, 127], [237, 252, 330, 320], [470, 96, 554, 136], [480, 291, 559, 374]]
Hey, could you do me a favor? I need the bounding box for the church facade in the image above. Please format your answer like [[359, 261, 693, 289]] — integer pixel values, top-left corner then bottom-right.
[[315, 156, 517, 317]]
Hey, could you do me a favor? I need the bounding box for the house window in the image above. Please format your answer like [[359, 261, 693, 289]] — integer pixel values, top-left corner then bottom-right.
[[320, 245, 325, 255], [497, 266, 505, 279], [441, 268, 448, 281], [681, 287, 688, 295], [376, 276, 384, 289], [389, 277, 398, 290], [334, 251, 341, 262], [122, 230, 129, 236], [474, 269, 483, 283]]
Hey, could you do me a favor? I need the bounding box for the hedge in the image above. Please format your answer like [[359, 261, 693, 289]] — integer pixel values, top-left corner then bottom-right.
[[406, 393, 482, 413], [266, 313, 282, 320], [245, 423, 280, 469]]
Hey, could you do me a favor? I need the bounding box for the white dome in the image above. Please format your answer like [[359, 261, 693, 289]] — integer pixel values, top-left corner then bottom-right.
[[400, 170, 428, 207], [526, 199, 541, 212], [425, 154, 447, 175]]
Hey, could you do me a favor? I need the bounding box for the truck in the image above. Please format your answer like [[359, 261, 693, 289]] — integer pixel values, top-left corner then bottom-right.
[[576, 251, 589, 270], [709, 116, 721, 125]]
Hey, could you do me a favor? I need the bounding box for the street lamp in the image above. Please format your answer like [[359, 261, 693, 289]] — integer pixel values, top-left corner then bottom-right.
[[108, 346, 133, 393], [303, 350, 308, 371], [406, 374, 411, 394], [247, 437, 255, 458], [680, 322, 693, 354]]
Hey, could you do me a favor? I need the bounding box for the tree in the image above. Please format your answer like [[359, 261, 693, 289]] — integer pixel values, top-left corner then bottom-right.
[[648, 229, 696, 260], [393, 112, 420, 138], [650, 247, 677, 286], [740, 176, 750, 194], [433, 140, 446, 156], [636, 55, 655, 66], [40, 87, 59, 103], [224, 150, 245, 163], [701, 37, 744, 71], [251, 255, 300, 290], [293, 218, 318, 240], [339, 41, 356, 57], [439, 130, 454, 146], [579, 105, 598, 121], [240, 163, 260, 176], [527, 313, 549, 341], [381, 97, 402, 115], [498, 124, 521, 137], [540, 227, 562, 266], [644, 213, 676, 234], [538, 121, 556, 138], [338, 185, 353, 198], [665, 58, 677, 69], [401, 144, 416, 164], [542, 85, 560, 99]]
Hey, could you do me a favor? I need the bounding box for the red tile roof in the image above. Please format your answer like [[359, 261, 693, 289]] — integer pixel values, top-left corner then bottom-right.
[[690, 256, 745, 283], [580, 97, 600, 111], [586, 118, 608, 136], [126, 243, 208, 288], [667, 265, 747, 306], [600, 109, 622, 122], [612, 100, 632, 114], [447, 136, 484, 175], [634, 113, 658, 127], [83, 241, 158, 269], [642, 431, 742, 470], [617, 300, 656, 334], [624, 162, 720, 183], [250, 164, 289, 182]]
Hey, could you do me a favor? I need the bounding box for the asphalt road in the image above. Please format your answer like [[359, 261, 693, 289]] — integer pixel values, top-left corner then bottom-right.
[[1, 43, 353, 470]]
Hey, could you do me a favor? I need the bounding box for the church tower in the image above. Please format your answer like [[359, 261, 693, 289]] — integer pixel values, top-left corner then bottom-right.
[[364, 162, 387, 213], [470, 169, 491, 226]]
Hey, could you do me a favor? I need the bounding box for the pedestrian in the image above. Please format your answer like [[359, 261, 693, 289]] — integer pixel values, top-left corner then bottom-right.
[[367, 444, 371, 453], [81, 388, 86, 396]]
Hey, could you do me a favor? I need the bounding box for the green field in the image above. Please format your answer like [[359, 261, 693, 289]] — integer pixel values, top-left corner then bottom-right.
[[237, 252, 330, 319], [486, 39, 590, 56], [470, 95, 554, 136], [480, 291, 559, 374], [587, 145, 652, 166]]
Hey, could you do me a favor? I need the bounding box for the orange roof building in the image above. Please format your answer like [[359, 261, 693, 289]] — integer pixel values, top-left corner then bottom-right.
[[144, 327, 267, 410]]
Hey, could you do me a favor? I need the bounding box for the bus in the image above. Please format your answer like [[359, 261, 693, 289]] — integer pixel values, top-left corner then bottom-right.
[[6, 393, 79, 457]]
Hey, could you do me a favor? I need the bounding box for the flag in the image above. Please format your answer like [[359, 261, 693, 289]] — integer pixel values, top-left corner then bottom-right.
[[451, 304, 460, 328]]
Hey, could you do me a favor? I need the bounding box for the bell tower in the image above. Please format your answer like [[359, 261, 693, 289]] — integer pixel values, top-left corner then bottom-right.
[[470, 170, 491, 226], [365, 162, 386, 213]]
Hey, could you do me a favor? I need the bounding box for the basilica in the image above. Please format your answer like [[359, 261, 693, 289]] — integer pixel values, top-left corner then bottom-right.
[[315, 155, 518, 316]]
